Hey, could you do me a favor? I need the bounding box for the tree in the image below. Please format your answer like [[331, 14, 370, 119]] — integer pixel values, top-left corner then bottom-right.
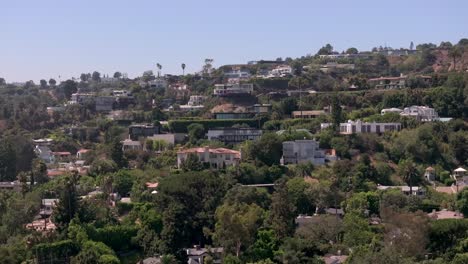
[[398, 159, 421, 195], [0, 78, 5, 85], [48, 78, 57, 86], [53, 174, 79, 230], [113, 72, 122, 79], [214, 202, 264, 257], [110, 140, 127, 169], [448, 46, 463, 71], [61, 79, 78, 100], [80, 73, 89, 82], [439, 41, 453, 49], [269, 180, 296, 239], [39, 79, 48, 88], [187, 123, 205, 144], [32, 158, 48, 184], [317, 44, 333, 55], [71, 241, 119, 264], [156, 63, 162, 77], [456, 188, 468, 217], [181, 63, 186, 75], [180, 153, 204, 172], [142, 70, 155, 82], [250, 133, 282, 166], [112, 170, 134, 196], [92, 71, 101, 82], [246, 229, 279, 262], [331, 95, 342, 132], [0, 139, 17, 182], [346, 47, 359, 54]]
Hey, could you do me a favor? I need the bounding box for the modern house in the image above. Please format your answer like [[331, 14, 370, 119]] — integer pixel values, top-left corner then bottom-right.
[[95, 96, 115, 112], [400, 106, 439, 122], [224, 69, 251, 79], [269, 65, 293, 77], [148, 78, 168, 89], [129, 124, 159, 140], [292, 110, 327, 119], [319, 62, 355, 73], [187, 95, 206, 106], [281, 140, 329, 165], [249, 104, 272, 114], [177, 147, 241, 169], [321, 120, 401, 134], [368, 74, 407, 89], [213, 83, 254, 96], [207, 127, 262, 144]]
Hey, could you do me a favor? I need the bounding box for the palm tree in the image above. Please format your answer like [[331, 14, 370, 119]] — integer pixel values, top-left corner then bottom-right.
[[156, 63, 162, 77], [399, 160, 421, 195], [181, 63, 186, 75]]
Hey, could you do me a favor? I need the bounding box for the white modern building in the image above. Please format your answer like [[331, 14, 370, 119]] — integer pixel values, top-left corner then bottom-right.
[[187, 95, 206, 106], [281, 140, 326, 165], [321, 120, 401, 134], [224, 69, 251, 79], [207, 127, 262, 144], [177, 147, 241, 169], [213, 83, 254, 96], [148, 78, 168, 89], [400, 106, 439, 122], [270, 65, 293, 77]]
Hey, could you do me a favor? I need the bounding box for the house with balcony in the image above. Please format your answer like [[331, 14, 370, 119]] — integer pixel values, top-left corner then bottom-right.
[[213, 83, 254, 96], [368, 74, 407, 89], [281, 140, 329, 165], [321, 120, 401, 134], [207, 127, 262, 144], [177, 147, 241, 169]]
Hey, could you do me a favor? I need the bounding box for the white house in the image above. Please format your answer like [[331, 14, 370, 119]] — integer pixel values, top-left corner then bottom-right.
[[148, 78, 168, 89], [381, 108, 403, 115], [321, 120, 401, 134], [121, 139, 142, 151], [177, 147, 241, 169], [400, 106, 439, 122], [213, 83, 254, 96], [187, 95, 206, 106], [270, 65, 293, 77], [281, 140, 328, 165]]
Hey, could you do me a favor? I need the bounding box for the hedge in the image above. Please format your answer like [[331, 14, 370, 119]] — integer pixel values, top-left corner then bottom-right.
[[168, 119, 263, 133]]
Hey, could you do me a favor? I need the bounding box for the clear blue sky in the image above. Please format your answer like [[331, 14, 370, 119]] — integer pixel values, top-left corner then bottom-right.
[[1, 0, 467, 82]]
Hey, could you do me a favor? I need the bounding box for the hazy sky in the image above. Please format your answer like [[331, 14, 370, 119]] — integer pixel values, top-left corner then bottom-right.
[[1, 0, 467, 82]]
